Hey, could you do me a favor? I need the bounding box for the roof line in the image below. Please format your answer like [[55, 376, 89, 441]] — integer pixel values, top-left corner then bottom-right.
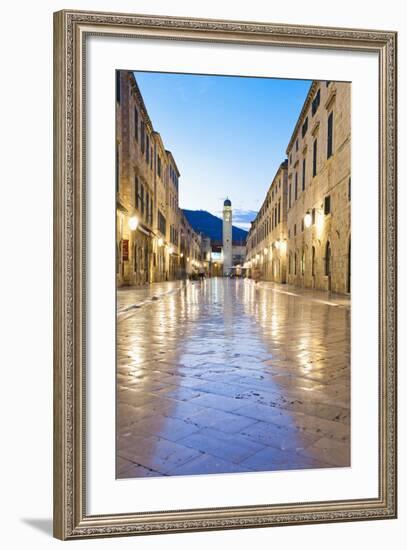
[[286, 81, 318, 153]]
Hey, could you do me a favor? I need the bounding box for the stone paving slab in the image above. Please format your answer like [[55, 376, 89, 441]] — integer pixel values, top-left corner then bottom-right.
[[116, 278, 350, 478], [178, 428, 265, 464], [167, 453, 252, 476]]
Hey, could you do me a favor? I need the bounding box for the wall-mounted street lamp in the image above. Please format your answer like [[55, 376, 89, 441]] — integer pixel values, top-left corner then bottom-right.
[[274, 240, 280, 250], [180, 253, 184, 258], [304, 211, 312, 228], [157, 237, 164, 247], [128, 216, 139, 231], [168, 246, 174, 255], [264, 248, 268, 255]]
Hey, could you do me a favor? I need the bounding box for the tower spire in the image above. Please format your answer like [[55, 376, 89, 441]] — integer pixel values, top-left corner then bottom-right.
[[222, 198, 232, 275]]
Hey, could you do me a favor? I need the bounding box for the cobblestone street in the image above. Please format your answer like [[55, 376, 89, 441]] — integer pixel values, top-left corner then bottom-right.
[[117, 278, 350, 478]]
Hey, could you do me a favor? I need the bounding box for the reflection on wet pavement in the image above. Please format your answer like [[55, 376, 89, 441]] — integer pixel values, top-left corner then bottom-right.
[[117, 278, 350, 478]]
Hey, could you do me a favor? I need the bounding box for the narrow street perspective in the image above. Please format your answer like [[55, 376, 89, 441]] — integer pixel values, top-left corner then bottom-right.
[[117, 278, 350, 478], [116, 70, 351, 478]]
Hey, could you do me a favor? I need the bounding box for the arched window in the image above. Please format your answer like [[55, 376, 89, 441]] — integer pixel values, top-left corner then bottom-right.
[[133, 243, 138, 272], [312, 246, 316, 276], [116, 242, 120, 274], [274, 259, 280, 278], [325, 241, 331, 276]]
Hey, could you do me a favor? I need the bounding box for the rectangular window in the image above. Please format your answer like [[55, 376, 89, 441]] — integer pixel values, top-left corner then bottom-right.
[[302, 117, 308, 138], [288, 183, 292, 208], [313, 138, 318, 177], [348, 177, 351, 201], [134, 176, 139, 209], [146, 135, 150, 164], [295, 139, 298, 152], [158, 210, 166, 235], [295, 173, 298, 200], [157, 156, 161, 178], [301, 219, 304, 232], [146, 191, 149, 222], [324, 195, 331, 215], [312, 89, 321, 116], [278, 201, 281, 224], [140, 121, 145, 154], [140, 185, 145, 217], [294, 224, 297, 236], [312, 207, 316, 225], [302, 158, 306, 191], [134, 108, 138, 141], [327, 111, 334, 158]]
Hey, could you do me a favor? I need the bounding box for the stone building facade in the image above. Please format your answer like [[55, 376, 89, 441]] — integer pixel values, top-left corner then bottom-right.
[[116, 71, 203, 287], [285, 81, 351, 293], [245, 161, 289, 283], [179, 212, 203, 278]]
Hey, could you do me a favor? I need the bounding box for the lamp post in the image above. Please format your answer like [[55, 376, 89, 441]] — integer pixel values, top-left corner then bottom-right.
[[128, 216, 139, 231]]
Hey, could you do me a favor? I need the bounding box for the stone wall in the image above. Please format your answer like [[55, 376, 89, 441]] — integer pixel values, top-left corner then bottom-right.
[[116, 71, 203, 287], [286, 81, 351, 294]]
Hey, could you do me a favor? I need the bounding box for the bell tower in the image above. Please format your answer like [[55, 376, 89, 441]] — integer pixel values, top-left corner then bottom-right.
[[222, 198, 233, 276]]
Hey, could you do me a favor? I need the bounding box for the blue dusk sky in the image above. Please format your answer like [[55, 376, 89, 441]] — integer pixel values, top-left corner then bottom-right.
[[134, 71, 311, 230]]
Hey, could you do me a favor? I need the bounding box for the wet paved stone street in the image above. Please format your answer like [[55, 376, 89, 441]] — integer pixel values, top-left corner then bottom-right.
[[117, 278, 350, 478]]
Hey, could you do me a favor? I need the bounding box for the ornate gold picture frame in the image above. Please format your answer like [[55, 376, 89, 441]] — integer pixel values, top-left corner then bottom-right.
[[53, 9, 397, 540]]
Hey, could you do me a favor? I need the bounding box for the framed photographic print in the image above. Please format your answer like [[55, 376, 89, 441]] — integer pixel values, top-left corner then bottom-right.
[[53, 9, 397, 540]]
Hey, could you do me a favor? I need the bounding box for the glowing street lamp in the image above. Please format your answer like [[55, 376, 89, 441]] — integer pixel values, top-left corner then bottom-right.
[[157, 237, 164, 247], [274, 240, 280, 250], [128, 216, 139, 231], [168, 246, 174, 255], [304, 211, 312, 228], [264, 247, 268, 255]]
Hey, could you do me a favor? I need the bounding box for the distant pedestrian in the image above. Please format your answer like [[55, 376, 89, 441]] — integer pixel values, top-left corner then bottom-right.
[[252, 266, 261, 284]]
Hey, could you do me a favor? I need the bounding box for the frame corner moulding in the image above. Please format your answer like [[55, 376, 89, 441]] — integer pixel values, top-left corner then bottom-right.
[[53, 8, 397, 540]]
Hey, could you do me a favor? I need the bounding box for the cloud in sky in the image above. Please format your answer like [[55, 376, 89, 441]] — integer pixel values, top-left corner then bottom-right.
[[233, 209, 258, 224]]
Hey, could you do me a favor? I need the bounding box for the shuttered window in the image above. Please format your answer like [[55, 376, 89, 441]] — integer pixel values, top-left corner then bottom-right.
[[327, 111, 333, 158], [313, 138, 318, 177]]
